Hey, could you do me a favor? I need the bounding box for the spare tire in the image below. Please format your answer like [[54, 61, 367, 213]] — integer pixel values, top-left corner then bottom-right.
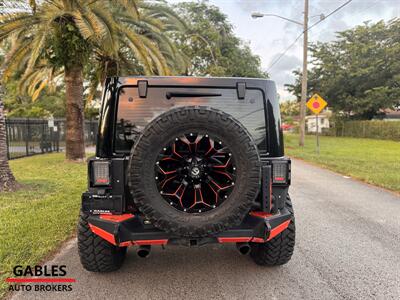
[[128, 106, 261, 237]]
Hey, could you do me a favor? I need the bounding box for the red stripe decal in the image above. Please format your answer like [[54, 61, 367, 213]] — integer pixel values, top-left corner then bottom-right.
[[135, 239, 168, 245], [119, 239, 168, 247], [89, 224, 116, 245], [99, 213, 134, 222], [217, 237, 252, 243], [119, 241, 133, 247], [249, 211, 273, 218], [250, 237, 265, 243], [267, 220, 291, 241]]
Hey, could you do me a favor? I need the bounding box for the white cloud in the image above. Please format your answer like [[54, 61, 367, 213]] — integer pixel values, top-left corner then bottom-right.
[[268, 54, 300, 101]]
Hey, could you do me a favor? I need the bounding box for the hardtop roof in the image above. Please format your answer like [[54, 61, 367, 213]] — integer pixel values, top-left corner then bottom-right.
[[114, 76, 275, 90]]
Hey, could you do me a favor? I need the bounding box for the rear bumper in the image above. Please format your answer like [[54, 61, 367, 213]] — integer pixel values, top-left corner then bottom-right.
[[87, 209, 292, 247]]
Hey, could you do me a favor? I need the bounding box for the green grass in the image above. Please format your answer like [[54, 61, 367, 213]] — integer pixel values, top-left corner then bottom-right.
[[285, 134, 400, 192], [0, 153, 88, 298]]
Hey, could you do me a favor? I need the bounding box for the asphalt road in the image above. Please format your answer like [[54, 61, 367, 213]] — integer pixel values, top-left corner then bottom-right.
[[12, 159, 400, 300]]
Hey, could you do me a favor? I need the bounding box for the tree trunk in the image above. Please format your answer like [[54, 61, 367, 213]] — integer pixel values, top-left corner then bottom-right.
[[0, 96, 19, 192], [64, 64, 85, 161]]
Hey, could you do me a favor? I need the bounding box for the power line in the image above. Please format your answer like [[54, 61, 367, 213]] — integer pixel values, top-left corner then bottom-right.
[[267, 32, 304, 72], [308, 0, 381, 41], [267, 0, 353, 72], [307, 0, 353, 31]]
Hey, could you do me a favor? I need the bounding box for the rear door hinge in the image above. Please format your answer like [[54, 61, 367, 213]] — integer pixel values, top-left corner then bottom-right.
[[138, 80, 148, 98], [236, 82, 246, 100]]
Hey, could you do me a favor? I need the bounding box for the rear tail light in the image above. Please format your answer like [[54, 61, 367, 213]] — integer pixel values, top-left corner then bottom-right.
[[92, 161, 111, 186], [272, 162, 288, 184]]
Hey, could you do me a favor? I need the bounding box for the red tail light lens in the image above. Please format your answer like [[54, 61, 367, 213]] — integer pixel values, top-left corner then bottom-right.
[[272, 162, 287, 184], [92, 161, 110, 186]]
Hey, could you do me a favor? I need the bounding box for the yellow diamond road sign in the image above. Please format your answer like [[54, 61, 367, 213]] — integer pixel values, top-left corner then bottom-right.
[[306, 93, 327, 115]]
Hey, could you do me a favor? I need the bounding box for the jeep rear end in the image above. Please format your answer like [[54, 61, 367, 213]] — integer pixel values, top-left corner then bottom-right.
[[78, 76, 295, 271]]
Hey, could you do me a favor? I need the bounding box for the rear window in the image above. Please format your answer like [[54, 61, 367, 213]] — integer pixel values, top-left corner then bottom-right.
[[114, 87, 267, 153]]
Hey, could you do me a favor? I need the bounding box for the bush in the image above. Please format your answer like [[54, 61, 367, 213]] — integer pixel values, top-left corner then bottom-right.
[[330, 120, 400, 141]]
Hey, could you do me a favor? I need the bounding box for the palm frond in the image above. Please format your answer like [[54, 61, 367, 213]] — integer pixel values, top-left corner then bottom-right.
[[113, 0, 140, 19], [1, 0, 188, 104], [72, 10, 97, 40], [91, 5, 119, 55], [31, 80, 48, 101], [140, 2, 187, 31], [20, 66, 62, 100], [26, 32, 46, 73], [119, 25, 154, 74], [139, 34, 170, 75], [2, 40, 31, 81], [0, 13, 39, 41]]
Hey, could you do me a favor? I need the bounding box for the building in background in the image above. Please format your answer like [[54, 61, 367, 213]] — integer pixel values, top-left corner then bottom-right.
[[306, 110, 332, 133], [378, 108, 400, 121]]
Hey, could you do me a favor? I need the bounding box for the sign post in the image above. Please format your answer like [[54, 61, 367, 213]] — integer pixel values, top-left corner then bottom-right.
[[306, 93, 327, 154], [316, 114, 319, 154]]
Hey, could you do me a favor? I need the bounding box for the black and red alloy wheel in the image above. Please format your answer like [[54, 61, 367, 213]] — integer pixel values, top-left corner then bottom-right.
[[155, 132, 236, 213], [129, 106, 261, 237]]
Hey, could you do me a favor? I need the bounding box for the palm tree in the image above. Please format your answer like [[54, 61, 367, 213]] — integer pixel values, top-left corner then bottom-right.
[[85, 1, 188, 101], [0, 1, 31, 191], [0, 69, 19, 191], [0, 0, 186, 161]]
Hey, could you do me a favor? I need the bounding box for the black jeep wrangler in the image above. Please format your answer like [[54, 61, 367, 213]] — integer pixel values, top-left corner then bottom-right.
[[78, 76, 295, 272]]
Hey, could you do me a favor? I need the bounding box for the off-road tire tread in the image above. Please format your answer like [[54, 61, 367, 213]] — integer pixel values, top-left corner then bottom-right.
[[129, 106, 261, 237], [77, 211, 127, 272], [250, 195, 295, 266]]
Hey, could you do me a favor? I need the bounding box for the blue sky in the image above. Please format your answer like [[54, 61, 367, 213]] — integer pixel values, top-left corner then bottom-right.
[[168, 0, 400, 100]]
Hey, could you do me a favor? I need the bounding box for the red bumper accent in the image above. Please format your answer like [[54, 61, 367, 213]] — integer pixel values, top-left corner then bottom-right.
[[217, 237, 252, 243], [89, 223, 168, 247], [88, 210, 292, 246], [249, 211, 272, 218], [99, 213, 134, 222], [217, 219, 290, 244], [89, 224, 116, 245], [267, 220, 291, 241], [119, 239, 168, 247]]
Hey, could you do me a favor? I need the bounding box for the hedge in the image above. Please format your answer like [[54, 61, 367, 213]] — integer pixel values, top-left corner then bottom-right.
[[328, 120, 400, 141]]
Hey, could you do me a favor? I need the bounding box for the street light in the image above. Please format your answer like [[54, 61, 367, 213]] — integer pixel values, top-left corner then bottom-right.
[[251, 12, 303, 26], [252, 1, 321, 147]]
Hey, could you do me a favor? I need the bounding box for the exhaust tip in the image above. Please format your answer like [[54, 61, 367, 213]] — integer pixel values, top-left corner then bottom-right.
[[236, 242, 251, 255], [137, 245, 151, 258]]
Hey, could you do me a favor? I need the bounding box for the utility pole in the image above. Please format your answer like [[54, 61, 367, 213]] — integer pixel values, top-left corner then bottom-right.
[[299, 0, 309, 147], [253, 0, 352, 146], [252, 1, 311, 147]]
